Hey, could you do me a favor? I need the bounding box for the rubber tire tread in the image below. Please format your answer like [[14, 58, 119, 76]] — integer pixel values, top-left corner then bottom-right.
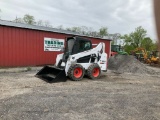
[[68, 64, 84, 81], [87, 63, 101, 79]]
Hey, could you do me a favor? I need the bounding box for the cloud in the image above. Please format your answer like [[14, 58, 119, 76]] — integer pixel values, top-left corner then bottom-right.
[[0, 0, 157, 39]]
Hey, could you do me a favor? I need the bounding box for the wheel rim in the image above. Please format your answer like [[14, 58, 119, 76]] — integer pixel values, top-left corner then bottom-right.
[[92, 68, 100, 77], [74, 67, 83, 78]]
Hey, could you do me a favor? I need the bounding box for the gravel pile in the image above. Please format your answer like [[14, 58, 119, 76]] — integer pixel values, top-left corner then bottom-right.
[[108, 55, 154, 74]]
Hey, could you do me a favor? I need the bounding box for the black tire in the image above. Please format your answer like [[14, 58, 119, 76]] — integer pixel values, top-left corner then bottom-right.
[[68, 64, 85, 81], [87, 63, 101, 79]]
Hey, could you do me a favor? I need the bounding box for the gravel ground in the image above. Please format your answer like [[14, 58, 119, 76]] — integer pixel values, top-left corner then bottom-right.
[[0, 66, 160, 120]]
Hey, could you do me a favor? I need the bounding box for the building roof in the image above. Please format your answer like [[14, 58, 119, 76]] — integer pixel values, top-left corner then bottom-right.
[[0, 20, 111, 41]]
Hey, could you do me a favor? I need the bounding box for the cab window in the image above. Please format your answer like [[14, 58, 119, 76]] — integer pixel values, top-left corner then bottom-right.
[[79, 41, 91, 52]]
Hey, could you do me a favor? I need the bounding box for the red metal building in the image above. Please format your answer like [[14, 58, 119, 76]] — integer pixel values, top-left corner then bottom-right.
[[0, 20, 111, 67]]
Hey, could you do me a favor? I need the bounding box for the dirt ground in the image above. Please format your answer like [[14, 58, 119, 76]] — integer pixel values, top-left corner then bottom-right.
[[0, 66, 160, 120]]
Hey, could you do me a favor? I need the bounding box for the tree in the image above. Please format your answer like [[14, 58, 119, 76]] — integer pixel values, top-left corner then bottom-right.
[[109, 33, 121, 45], [89, 31, 99, 37], [80, 26, 88, 35], [13, 17, 24, 23], [123, 44, 135, 54], [86, 27, 94, 36], [23, 14, 36, 25], [66, 27, 72, 31], [36, 20, 52, 27], [150, 41, 159, 51], [36, 20, 44, 26], [57, 25, 64, 30], [121, 26, 149, 53], [65, 26, 108, 37], [122, 26, 147, 48], [44, 20, 52, 27], [131, 26, 147, 47], [13, 14, 53, 27], [141, 37, 154, 51], [71, 27, 82, 33], [99, 27, 108, 38]]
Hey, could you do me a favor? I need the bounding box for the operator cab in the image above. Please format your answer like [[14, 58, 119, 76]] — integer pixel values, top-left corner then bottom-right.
[[62, 36, 92, 62], [66, 36, 92, 55]]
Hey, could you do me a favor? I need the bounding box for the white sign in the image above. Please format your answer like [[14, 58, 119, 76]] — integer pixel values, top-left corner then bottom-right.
[[44, 37, 64, 51]]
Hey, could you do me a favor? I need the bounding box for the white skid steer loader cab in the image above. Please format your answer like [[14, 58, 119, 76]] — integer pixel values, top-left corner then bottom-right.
[[35, 36, 108, 83]]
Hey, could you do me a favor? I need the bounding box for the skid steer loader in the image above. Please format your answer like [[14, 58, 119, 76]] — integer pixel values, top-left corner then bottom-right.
[[35, 36, 107, 83]]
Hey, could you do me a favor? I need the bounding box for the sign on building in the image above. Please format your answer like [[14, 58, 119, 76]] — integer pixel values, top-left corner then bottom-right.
[[44, 37, 64, 51]]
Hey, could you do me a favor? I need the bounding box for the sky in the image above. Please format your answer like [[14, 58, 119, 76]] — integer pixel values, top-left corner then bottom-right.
[[0, 0, 157, 40]]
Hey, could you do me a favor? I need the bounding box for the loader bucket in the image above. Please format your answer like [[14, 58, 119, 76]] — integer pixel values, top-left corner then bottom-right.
[[35, 66, 67, 83]]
